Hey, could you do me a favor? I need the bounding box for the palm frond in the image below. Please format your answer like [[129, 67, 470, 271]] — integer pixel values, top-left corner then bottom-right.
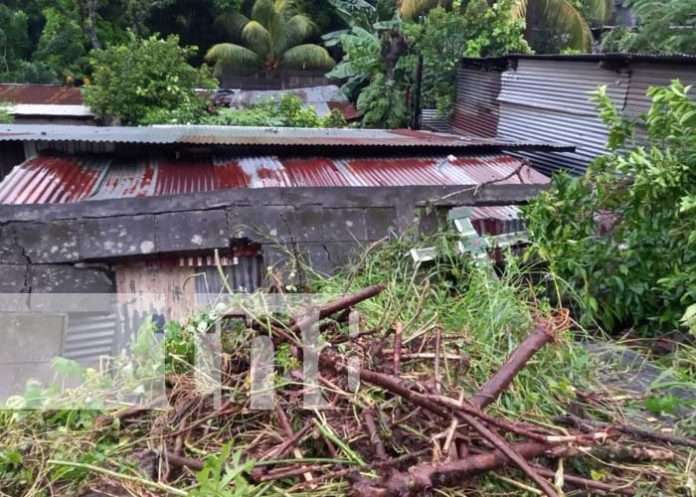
[[399, 0, 439, 20], [277, 14, 316, 54], [205, 43, 262, 75], [215, 12, 250, 40], [528, 0, 593, 51], [510, 0, 528, 20], [280, 44, 336, 70], [251, 0, 277, 27], [242, 20, 272, 57], [584, 0, 613, 24]]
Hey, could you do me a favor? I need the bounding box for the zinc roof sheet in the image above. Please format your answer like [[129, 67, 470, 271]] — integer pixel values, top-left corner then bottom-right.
[[0, 153, 549, 205], [0, 124, 572, 151]]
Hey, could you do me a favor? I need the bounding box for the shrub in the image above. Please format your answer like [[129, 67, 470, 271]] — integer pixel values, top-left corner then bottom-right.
[[524, 81, 696, 334], [83, 34, 216, 125]]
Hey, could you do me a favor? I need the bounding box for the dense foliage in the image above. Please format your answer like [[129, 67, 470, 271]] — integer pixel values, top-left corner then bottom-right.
[[83, 34, 216, 125], [524, 82, 696, 334], [601, 0, 696, 54], [414, 1, 530, 114], [204, 94, 348, 127], [0, 102, 14, 123], [205, 0, 335, 79], [399, 0, 614, 53]]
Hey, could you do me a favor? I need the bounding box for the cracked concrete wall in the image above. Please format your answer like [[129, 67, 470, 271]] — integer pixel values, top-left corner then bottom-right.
[[0, 185, 545, 293]]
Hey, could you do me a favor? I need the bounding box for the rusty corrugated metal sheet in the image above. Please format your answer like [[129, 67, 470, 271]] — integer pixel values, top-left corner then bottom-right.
[[0, 155, 105, 204], [0, 124, 572, 152], [0, 84, 84, 105], [451, 66, 502, 137], [0, 153, 549, 205]]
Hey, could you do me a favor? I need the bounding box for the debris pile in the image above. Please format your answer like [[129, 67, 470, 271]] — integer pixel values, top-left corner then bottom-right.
[[110, 285, 694, 497]]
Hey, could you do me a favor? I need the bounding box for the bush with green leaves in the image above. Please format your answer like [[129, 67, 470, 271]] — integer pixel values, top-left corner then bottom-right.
[[0, 102, 14, 124], [203, 93, 348, 127], [601, 0, 696, 55], [34, 7, 88, 80], [412, 1, 530, 115], [83, 34, 216, 125], [524, 81, 696, 334]]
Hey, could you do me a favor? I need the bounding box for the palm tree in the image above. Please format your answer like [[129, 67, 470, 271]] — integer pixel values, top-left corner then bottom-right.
[[399, 0, 613, 52], [205, 0, 336, 78]]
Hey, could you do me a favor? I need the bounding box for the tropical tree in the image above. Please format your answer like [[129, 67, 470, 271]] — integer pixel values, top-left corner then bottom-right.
[[601, 0, 696, 54], [83, 34, 216, 125], [399, 0, 614, 52], [205, 0, 336, 78]]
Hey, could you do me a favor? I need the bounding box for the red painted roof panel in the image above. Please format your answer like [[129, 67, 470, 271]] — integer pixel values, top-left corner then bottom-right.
[[0, 153, 549, 205], [0, 84, 84, 105]]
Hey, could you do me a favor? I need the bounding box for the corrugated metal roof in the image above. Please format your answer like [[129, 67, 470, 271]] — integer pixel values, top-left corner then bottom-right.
[[461, 53, 696, 66], [0, 84, 84, 105], [0, 152, 549, 205], [8, 104, 94, 117], [0, 124, 572, 151]]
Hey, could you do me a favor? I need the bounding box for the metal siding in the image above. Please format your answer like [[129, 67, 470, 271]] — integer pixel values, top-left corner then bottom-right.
[[194, 257, 264, 296], [626, 63, 696, 118], [452, 67, 501, 137], [499, 60, 630, 116], [63, 313, 118, 361], [498, 103, 610, 176], [421, 109, 451, 133], [0, 153, 549, 204]]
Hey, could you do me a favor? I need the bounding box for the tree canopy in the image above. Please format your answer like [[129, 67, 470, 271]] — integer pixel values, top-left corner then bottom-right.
[[205, 0, 336, 78], [82, 34, 216, 125]]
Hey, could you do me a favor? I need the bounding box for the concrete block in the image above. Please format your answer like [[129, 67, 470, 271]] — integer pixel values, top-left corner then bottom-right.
[[299, 242, 360, 275], [156, 210, 228, 252], [290, 208, 367, 242], [12, 221, 80, 263], [0, 264, 29, 293], [0, 225, 28, 265], [364, 208, 398, 240], [31, 265, 115, 294], [80, 216, 156, 259], [228, 206, 294, 243]]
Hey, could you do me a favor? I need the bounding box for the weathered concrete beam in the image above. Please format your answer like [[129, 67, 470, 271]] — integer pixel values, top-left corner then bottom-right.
[[0, 185, 548, 223]]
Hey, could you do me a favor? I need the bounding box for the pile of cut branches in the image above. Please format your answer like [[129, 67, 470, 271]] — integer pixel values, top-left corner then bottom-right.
[[2, 246, 694, 497]]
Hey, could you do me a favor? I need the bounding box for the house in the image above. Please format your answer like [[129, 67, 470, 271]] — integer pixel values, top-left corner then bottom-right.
[[0, 84, 95, 126], [0, 124, 569, 364], [424, 53, 696, 176]]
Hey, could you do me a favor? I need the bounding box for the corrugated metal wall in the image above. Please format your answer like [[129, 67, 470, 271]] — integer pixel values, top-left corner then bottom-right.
[[496, 60, 630, 176], [420, 109, 451, 132], [452, 67, 501, 137], [453, 59, 696, 176], [625, 63, 696, 118], [63, 313, 118, 361]]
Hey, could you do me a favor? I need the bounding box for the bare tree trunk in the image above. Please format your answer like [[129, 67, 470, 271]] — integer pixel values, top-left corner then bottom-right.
[[85, 0, 102, 50]]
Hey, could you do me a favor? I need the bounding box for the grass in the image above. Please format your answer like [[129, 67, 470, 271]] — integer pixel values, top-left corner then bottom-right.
[[0, 232, 693, 496]]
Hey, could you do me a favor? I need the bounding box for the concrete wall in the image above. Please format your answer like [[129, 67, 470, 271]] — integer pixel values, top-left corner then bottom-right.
[[0, 184, 545, 294]]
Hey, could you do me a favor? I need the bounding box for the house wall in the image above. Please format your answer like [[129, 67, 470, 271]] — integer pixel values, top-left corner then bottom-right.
[[0, 184, 546, 296], [454, 59, 696, 176]]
